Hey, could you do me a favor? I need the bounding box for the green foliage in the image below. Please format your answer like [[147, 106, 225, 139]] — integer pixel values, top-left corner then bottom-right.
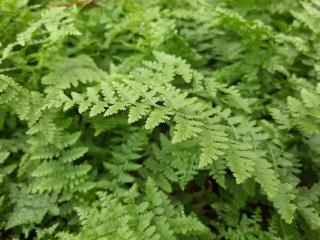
[[57, 179, 211, 240], [1, 0, 320, 239]]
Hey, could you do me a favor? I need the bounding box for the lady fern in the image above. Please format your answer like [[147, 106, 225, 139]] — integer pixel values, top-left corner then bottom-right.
[[0, 0, 320, 239]]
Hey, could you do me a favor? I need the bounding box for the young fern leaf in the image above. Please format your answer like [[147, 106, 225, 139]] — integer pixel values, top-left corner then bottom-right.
[[42, 55, 107, 90], [199, 129, 229, 168], [271, 183, 296, 224], [128, 103, 150, 124], [226, 141, 255, 184], [145, 108, 173, 129], [172, 117, 203, 143], [254, 154, 280, 198], [60, 147, 88, 163], [103, 131, 148, 190], [104, 102, 128, 116]]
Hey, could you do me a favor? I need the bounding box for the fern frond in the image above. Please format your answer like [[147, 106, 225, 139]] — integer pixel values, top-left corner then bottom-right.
[[42, 55, 107, 90]]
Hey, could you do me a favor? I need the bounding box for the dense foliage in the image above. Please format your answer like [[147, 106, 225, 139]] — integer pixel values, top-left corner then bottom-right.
[[1, 0, 320, 239]]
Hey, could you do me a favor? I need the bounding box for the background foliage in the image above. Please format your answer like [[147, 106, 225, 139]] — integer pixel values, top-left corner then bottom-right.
[[1, 0, 320, 239]]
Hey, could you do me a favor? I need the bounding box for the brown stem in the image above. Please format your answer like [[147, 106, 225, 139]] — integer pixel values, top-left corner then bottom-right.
[[53, 0, 97, 9]]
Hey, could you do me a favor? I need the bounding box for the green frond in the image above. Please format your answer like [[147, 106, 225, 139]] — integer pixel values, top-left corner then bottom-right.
[[145, 108, 173, 129], [226, 141, 255, 184], [42, 55, 107, 90], [1, 1, 320, 239]]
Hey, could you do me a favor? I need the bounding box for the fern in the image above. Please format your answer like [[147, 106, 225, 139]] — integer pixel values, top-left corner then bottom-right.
[[1, 0, 320, 239], [102, 131, 148, 190], [6, 187, 59, 230], [42, 55, 107, 90], [57, 179, 211, 240]]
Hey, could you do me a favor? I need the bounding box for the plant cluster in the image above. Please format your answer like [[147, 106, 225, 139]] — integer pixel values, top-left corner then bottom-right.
[[1, 0, 320, 239]]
